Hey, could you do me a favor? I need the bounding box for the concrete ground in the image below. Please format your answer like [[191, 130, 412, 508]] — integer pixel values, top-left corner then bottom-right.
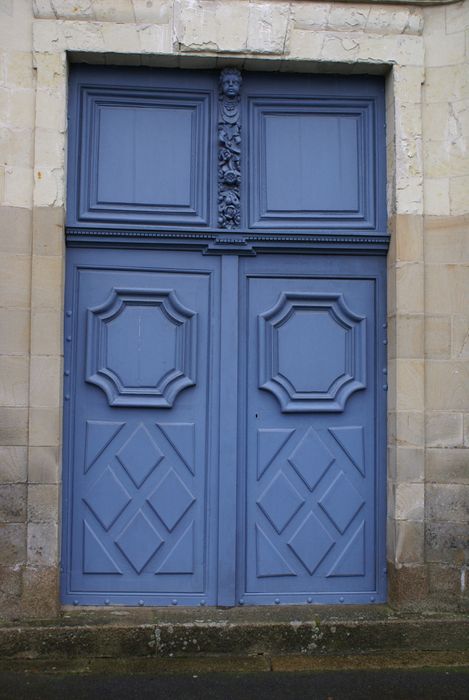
[[1, 668, 469, 700]]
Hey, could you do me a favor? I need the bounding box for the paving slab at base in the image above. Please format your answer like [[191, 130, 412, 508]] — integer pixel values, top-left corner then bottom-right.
[[0, 607, 468, 662]]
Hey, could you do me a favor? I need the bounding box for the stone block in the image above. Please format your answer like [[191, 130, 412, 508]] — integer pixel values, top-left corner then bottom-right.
[[424, 315, 451, 359], [29, 407, 61, 447], [21, 565, 59, 618], [1, 127, 34, 169], [426, 483, 469, 524], [0, 523, 26, 566], [395, 262, 424, 314], [388, 313, 424, 360], [427, 564, 462, 606], [394, 447, 425, 484], [450, 176, 469, 217], [31, 309, 62, 356], [34, 167, 65, 208], [27, 521, 58, 567], [27, 484, 59, 523], [0, 407, 28, 446], [426, 522, 468, 565], [426, 360, 469, 411], [395, 482, 424, 521], [392, 359, 424, 412], [33, 51, 66, 91], [5, 51, 33, 88], [394, 214, 423, 263], [35, 88, 66, 133], [28, 446, 60, 484], [8, 90, 35, 130], [425, 178, 451, 216], [445, 4, 469, 34], [32, 208, 63, 251], [0, 309, 30, 354], [426, 448, 469, 485], [0, 355, 29, 407], [424, 215, 469, 264], [426, 413, 463, 448], [424, 27, 465, 67], [424, 65, 469, 104], [31, 255, 63, 311], [395, 520, 424, 564], [0, 0, 33, 51], [0, 564, 23, 619], [0, 206, 32, 254], [387, 562, 428, 608], [30, 356, 62, 409], [4, 166, 33, 208], [465, 414, 469, 447], [388, 410, 424, 448], [132, 0, 173, 25], [0, 446, 27, 483], [35, 128, 65, 171], [0, 485, 27, 523], [425, 264, 469, 315]]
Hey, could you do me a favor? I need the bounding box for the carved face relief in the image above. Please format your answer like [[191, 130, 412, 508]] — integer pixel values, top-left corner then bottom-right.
[[220, 68, 242, 98]]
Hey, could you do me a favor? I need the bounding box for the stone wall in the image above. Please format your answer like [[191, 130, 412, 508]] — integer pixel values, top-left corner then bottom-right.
[[0, 0, 467, 619]]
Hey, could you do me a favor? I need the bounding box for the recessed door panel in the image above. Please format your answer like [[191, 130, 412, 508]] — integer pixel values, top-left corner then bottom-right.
[[238, 255, 386, 604], [62, 249, 220, 605]]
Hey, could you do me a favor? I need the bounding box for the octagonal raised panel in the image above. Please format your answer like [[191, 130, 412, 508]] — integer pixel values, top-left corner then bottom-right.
[[86, 288, 197, 407], [258, 292, 366, 412]]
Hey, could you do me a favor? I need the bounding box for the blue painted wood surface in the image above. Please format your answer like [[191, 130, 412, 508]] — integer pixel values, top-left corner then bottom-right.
[[62, 66, 387, 606]]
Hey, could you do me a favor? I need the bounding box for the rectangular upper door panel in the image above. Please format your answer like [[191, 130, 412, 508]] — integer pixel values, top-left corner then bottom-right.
[[67, 66, 217, 229]]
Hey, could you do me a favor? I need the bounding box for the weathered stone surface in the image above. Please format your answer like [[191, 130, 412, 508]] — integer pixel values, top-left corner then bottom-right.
[[0, 523, 26, 567], [425, 522, 468, 565], [0, 447, 27, 484], [426, 484, 469, 524], [28, 446, 60, 485], [0, 408, 28, 446], [20, 565, 59, 619], [0, 485, 27, 523], [425, 413, 463, 448], [27, 522, 58, 567]]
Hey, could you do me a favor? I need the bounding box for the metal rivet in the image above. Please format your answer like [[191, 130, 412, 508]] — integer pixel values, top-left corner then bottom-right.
[[383, 339, 387, 345], [339, 596, 344, 603], [65, 394, 70, 400], [200, 600, 206, 606], [105, 599, 110, 606], [274, 598, 280, 605], [64, 370, 70, 376], [382, 368, 387, 374], [172, 599, 178, 606], [383, 568, 388, 574], [73, 600, 79, 606], [382, 323, 387, 329], [138, 600, 144, 607], [239, 599, 244, 606], [370, 597, 375, 603], [307, 597, 312, 604], [66, 336, 72, 342], [66, 311, 72, 317], [382, 384, 388, 391]]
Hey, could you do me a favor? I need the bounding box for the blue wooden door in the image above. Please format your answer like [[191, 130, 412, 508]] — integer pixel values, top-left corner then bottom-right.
[[62, 248, 221, 605], [238, 255, 386, 604], [63, 66, 387, 606]]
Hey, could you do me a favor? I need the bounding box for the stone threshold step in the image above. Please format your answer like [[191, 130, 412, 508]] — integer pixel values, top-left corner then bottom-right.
[[0, 610, 468, 660]]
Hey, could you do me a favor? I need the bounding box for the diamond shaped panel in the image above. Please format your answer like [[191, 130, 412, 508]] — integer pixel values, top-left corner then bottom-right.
[[116, 509, 163, 573], [147, 469, 195, 532], [288, 427, 335, 491], [288, 511, 334, 575], [257, 471, 305, 534], [117, 424, 164, 487], [319, 471, 364, 534], [84, 466, 131, 531]]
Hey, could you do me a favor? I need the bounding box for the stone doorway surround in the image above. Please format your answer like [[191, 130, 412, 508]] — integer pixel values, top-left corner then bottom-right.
[[9, 0, 461, 617]]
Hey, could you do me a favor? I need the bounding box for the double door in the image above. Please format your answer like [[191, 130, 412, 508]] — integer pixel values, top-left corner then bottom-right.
[[62, 247, 386, 606]]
